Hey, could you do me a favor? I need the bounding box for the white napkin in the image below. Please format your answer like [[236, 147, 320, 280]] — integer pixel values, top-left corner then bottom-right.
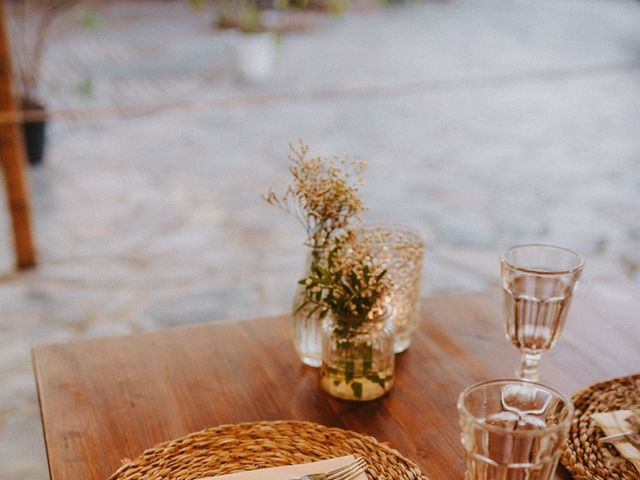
[[592, 410, 640, 474], [201, 455, 367, 480]]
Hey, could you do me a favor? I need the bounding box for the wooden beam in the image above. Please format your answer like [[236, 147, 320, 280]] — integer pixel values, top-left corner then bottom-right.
[[0, 0, 36, 269]]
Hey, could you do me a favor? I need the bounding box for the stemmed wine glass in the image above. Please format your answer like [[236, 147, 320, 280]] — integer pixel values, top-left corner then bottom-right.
[[501, 244, 584, 381]]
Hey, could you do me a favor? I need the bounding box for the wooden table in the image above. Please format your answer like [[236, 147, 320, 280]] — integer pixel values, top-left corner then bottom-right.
[[33, 277, 640, 480]]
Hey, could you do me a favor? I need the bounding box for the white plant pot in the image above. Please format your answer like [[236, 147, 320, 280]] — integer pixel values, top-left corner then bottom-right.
[[235, 32, 277, 83]]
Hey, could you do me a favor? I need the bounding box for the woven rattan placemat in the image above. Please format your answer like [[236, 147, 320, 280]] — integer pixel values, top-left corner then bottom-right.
[[109, 420, 429, 480], [561, 373, 640, 480]]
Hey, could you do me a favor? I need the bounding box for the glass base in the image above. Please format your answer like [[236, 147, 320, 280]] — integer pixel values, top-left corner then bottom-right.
[[300, 355, 322, 368], [292, 304, 323, 368], [393, 336, 411, 353]]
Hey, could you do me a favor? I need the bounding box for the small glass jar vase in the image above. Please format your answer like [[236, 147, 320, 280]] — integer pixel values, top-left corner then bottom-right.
[[292, 287, 323, 367], [292, 247, 325, 367], [320, 313, 395, 401]]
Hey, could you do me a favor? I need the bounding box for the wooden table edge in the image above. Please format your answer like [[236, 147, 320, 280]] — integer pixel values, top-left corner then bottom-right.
[[32, 347, 55, 480]]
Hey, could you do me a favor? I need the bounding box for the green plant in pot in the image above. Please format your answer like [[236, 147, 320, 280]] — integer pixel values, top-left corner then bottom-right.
[[216, 0, 266, 32], [215, 0, 316, 82], [299, 229, 395, 401], [288, 0, 350, 14], [8, 0, 89, 165]]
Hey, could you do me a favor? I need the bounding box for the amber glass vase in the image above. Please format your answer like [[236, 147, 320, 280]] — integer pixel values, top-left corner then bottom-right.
[[362, 224, 424, 353], [320, 313, 394, 401]]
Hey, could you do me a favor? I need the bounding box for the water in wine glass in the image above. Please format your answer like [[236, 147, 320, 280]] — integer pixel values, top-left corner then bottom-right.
[[503, 275, 574, 351]]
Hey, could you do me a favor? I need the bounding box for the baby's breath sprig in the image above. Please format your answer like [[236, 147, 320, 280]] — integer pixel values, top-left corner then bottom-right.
[[263, 141, 366, 255]]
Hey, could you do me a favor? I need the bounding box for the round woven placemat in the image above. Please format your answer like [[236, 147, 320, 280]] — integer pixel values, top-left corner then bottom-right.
[[561, 373, 640, 480], [109, 420, 429, 480]]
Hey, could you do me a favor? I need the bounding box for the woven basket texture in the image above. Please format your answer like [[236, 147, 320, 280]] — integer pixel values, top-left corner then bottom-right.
[[561, 373, 640, 480], [109, 420, 429, 480]]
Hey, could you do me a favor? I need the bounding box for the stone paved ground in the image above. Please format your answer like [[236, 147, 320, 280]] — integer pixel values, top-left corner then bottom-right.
[[1, 1, 640, 478]]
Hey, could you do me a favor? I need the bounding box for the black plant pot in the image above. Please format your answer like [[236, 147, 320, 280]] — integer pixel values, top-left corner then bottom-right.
[[21, 97, 47, 166]]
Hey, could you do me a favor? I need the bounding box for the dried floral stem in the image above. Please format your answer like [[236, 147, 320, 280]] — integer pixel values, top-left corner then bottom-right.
[[8, 0, 88, 100], [264, 141, 388, 325], [263, 140, 366, 256]]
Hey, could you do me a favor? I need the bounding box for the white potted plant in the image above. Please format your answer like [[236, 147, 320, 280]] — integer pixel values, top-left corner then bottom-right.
[[235, 2, 278, 83], [217, 0, 278, 83]]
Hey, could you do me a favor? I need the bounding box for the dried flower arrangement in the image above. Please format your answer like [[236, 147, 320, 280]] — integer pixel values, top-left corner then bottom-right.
[[264, 142, 395, 400], [9, 0, 84, 102], [263, 141, 391, 325]]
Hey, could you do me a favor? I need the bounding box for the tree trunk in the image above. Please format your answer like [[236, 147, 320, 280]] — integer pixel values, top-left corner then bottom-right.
[[0, 0, 37, 269]]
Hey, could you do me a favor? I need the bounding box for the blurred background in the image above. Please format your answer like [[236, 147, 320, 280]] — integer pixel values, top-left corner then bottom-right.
[[1, 0, 639, 478]]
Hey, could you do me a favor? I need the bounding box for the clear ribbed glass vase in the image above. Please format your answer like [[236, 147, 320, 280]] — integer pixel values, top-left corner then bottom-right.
[[362, 224, 424, 353], [291, 247, 324, 367], [320, 312, 395, 401]]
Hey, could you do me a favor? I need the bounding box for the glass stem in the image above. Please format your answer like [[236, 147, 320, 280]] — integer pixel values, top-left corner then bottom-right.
[[517, 350, 542, 382]]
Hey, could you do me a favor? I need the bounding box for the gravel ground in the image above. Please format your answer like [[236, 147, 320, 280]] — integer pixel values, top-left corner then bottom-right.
[[1, 1, 639, 478]]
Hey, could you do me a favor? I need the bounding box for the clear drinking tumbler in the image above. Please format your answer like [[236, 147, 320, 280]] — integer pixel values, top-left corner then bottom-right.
[[458, 379, 574, 480]]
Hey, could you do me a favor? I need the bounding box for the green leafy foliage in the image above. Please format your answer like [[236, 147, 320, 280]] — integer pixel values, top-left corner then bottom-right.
[[298, 232, 389, 324], [350, 381, 363, 398], [79, 9, 102, 30], [74, 77, 93, 99]]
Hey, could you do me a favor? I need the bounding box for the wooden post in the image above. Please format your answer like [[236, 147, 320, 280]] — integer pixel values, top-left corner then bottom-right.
[[0, 0, 36, 269]]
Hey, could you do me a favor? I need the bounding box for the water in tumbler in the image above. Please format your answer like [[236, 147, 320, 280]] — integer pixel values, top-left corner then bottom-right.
[[464, 412, 564, 480], [459, 381, 573, 480], [503, 275, 574, 351]]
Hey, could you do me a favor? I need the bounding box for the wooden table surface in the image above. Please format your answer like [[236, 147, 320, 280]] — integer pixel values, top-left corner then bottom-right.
[[33, 277, 640, 480]]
